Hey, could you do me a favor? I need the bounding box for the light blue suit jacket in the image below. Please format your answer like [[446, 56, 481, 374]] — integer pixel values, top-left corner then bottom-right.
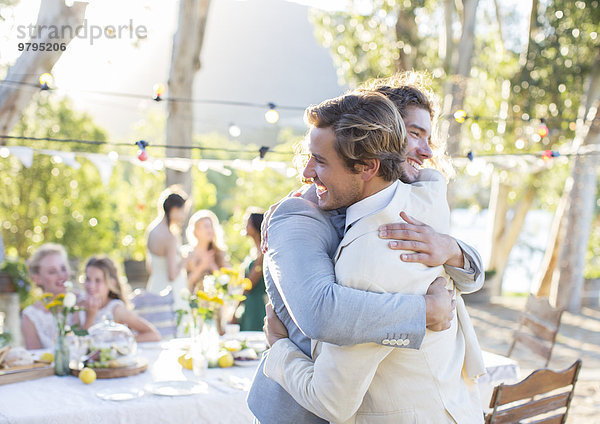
[[247, 192, 483, 424]]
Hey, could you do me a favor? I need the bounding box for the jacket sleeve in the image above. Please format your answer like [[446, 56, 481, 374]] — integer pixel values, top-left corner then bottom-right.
[[443, 239, 484, 294], [267, 197, 426, 349], [264, 338, 391, 423]]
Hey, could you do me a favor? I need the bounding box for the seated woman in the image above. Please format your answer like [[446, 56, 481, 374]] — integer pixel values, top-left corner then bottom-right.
[[238, 210, 267, 331], [146, 187, 189, 310], [78, 256, 161, 342], [185, 210, 228, 292], [22, 243, 71, 349]]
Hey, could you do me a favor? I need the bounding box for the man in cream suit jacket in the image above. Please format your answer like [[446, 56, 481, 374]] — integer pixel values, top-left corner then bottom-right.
[[262, 91, 483, 423]]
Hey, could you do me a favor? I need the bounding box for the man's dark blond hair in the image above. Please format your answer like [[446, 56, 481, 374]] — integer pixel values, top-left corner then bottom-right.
[[305, 91, 407, 182]]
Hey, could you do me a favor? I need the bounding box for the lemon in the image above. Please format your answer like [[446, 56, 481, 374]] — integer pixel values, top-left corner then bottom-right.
[[178, 354, 193, 370], [79, 367, 97, 384], [223, 340, 242, 352], [39, 352, 54, 363], [217, 352, 234, 368]]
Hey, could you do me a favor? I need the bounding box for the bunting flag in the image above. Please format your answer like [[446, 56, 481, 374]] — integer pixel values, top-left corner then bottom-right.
[[7, 146, 34, 168], [39, 150, 82, 169], [0, 146, 298, 182], [86, 153, 115, 186]]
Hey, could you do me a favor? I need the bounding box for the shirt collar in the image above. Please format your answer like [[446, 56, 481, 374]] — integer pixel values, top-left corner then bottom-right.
[[345, 180, 399, 232]]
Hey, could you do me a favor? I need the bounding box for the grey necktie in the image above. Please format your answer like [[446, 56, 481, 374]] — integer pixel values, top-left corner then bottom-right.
[[329, 207, 347, 240]]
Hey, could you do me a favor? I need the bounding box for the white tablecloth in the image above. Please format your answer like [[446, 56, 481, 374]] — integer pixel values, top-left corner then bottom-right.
[[0, 340, 259, 424], [478, 350, 520, 410], [0, 344, 520, 423]]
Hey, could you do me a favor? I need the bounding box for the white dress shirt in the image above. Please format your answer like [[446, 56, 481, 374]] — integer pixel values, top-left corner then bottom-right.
[[345, 181, 398, 233]]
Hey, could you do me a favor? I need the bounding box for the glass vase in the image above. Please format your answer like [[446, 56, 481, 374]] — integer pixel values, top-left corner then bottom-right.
[[200, 318, 220, 368], [54, 333, 70, 376]]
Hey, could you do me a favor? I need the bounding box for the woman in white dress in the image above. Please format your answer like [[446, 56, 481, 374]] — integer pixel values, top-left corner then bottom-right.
[[146, 188, 189, 310], [77, 256, 160, 342], [21, 243, 71, 349]]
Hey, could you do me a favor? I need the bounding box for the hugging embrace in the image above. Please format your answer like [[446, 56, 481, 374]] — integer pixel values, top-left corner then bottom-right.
[[248, 73, 486, 424]]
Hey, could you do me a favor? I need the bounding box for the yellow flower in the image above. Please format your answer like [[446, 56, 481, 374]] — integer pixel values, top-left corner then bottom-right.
[[55, 293, 66, 301], [45, 300, 61, 310], [242, 278, 253, 291], [41, 293, 54, 301], [197, 291, 211, 301], [210, 296, 224, 305]]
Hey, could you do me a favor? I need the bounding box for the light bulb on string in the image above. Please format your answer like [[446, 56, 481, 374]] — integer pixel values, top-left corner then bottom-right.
[[228, 123, 241, 138], [259, 146, 269, 159], [153, 83, 166, 101], [536, 119, 549, 139], [454, 109, 467, 123], [136, 140, 149, 161], [39, 73, 53, 90], [542, 150, 559, 160], [265, 103, 279, 124]]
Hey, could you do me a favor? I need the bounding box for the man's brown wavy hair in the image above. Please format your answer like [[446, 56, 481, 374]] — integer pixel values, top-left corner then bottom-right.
[[357, 72, 453, 178]]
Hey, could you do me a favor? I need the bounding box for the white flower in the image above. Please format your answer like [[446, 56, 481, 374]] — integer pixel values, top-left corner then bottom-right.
[[63, 281, 73, 289], [180, 287, 191, 300], [63, 292, 76, 308], [203, 275, 216, 291], [217, 274, 230, 286]]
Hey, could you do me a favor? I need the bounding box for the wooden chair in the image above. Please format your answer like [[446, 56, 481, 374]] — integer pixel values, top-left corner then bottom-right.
[[507, 294, 563, 367], [485, 360, 582, 424], [130, 289, 177, 339]]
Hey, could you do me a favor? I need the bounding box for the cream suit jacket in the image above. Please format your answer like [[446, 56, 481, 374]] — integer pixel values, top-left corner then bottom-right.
[[264, 170, 484, 424]]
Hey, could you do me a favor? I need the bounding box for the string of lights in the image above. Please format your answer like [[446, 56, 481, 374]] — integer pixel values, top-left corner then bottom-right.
[[2, 134, 600, 166], [0, 74, 583, 125], [0, 135, 294, 159]]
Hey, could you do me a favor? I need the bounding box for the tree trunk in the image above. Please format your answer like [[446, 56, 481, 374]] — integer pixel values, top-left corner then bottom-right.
[[492, 0, 505, 50], [0, 0, 87, 138], [394, 4, 419, 72], [534, 186, 568, 297], [487, 173, 536, 295], [165, 0, 211, 194], [441, 0, 455, 75], [534, 51, 600, 301], [556, 104, 600, 312], [442, 0, 479, 157], [519, 0, 539, 67]]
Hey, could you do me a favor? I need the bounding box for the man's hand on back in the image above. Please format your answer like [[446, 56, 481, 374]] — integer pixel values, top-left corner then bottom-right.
[[264, 303, 289, 347], [379, 212, 464, 268], [424, 277, 455, 331]]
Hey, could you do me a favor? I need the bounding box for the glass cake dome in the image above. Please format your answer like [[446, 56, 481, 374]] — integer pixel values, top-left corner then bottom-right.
[[88, 319, 137, 357]]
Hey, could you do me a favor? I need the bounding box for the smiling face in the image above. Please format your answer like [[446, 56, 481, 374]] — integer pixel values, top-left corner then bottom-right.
[[302, 126, 363, 211], [400, 106, 433, 183], [84, 265, 111, 302], [32, 253, 69, 295]]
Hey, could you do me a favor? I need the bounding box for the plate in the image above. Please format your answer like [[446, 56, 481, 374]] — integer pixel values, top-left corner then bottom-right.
[[96, 387, 144, 401], [144, 380, 208, 396], [70, 357, 148, 379], [234, 359, 260, 367]]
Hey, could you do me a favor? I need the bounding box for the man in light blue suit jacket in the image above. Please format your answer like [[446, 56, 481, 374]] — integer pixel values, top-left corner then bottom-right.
[[248, 79, 484, 424]]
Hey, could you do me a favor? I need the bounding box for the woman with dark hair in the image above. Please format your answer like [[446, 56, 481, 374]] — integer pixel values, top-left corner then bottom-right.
[[238, 209, 267, 331], [146, 187, 189, 309]]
